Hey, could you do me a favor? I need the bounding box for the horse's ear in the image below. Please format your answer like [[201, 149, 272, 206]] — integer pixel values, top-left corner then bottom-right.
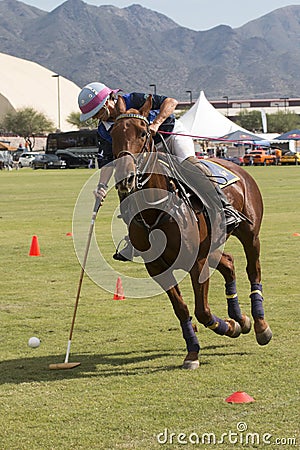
[[140, 94, 152, 118], [116, 95, 126, 114]]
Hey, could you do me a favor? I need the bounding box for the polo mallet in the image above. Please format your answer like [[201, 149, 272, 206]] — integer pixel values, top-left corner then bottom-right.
[[49, 197, 101, 370]]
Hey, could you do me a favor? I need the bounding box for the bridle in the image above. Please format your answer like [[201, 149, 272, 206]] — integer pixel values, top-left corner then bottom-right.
[[113, 113, 156, 190], [113, 112, 177, 231]]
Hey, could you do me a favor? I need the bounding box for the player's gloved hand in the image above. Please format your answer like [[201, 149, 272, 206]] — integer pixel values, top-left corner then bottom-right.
[[149, 122, 160, 136], [93, 182, 108, 205]]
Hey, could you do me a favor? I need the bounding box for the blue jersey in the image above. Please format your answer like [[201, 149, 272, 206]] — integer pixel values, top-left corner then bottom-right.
[[97, 92, 175, 168]]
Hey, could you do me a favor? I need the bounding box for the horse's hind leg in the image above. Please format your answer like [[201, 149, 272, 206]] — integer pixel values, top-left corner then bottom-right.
[[191, 259, 242, 339], [236, 230, 272, 345], [215, 252, 251, 334]]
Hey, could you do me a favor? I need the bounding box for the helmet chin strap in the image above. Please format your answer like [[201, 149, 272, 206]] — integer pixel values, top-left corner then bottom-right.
[[103, 105, 110, 120]]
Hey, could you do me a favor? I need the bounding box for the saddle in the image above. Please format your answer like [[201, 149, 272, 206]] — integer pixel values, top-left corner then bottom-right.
[[156, 153, 240, 212], [155, 154, 250, 249]]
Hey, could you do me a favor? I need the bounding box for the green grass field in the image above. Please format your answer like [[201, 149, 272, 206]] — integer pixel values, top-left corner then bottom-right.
[[0, 166, 299, 449]]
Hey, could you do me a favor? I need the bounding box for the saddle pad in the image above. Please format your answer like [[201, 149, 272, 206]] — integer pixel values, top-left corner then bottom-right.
[[198, 160, 240, 188]]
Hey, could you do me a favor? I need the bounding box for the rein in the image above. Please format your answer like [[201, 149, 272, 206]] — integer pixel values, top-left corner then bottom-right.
[[159, 130, 264, 146]]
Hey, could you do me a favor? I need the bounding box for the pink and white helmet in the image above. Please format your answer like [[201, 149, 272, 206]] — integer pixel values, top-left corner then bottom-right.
[[78, 82, 119, 121]]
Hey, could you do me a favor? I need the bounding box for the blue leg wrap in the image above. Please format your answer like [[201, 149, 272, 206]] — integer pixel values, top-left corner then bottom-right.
[[181, 317, 200, 353], [205, 315, 229, 335], [225, 280, 242, 321], [250, 283, 265, 318]]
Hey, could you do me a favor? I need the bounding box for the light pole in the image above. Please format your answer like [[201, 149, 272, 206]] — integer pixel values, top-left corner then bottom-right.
[[237, 102, 242, 113], [52, 74, 61, 130], [149, 84, 156, 95], [280, 96, 289, 113], [186, 90, 192, 104], [223, 95, 229, 116]]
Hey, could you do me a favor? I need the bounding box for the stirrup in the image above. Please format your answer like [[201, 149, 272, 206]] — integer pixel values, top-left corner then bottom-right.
[[113, 237, 134, 262], [224, 207, 243, 234]]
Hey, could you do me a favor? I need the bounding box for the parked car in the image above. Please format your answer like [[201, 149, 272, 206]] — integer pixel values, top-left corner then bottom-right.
[[195, 151, 209, 159], [243, 150, 276, 166], [18, 152, 42, 168], [31, 154, 66, 169], [194, 142, 209, 160], [280, 151, 300, 165], [55, 149, 95, 168], [221, 156, 244, 165], [0, 150, 13, 170]]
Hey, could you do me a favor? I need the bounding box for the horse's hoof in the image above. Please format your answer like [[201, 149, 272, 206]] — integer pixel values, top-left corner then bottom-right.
[[240, 315, 252, 334], [183, 359, 200, 370], [256, 326, 272, 345], [226, 319, 242, 338], [183, 352, 199, 370]]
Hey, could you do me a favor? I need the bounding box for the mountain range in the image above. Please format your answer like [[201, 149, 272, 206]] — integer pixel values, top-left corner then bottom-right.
[[1, 0, 300, 100]]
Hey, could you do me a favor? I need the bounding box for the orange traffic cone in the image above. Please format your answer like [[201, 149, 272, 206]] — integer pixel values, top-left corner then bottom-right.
[[29, 235, 41, 256], [225, 391, 255, 403], [113, 277, 125, 300]]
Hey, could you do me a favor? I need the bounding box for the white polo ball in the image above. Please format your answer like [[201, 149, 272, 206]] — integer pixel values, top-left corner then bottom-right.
[[28, 337, 40, 348]]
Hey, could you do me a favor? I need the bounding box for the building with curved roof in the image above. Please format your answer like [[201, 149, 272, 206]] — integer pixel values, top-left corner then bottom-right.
[[0, 52, 81, 132]]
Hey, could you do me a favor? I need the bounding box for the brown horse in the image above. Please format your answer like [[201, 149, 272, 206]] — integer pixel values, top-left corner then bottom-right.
[[110, 94, 272, 369]]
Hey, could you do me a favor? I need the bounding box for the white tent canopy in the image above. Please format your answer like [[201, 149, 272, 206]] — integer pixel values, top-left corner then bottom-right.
[[0, 53, 81, 132], [179, 90, 252, 139]]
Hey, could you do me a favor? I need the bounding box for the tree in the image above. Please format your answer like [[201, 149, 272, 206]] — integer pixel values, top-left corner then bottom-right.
[[0, 107, 55, 150], [266, 111, 300, 133], [235, 110, 263, 132], [67, 111, 97, 129], [234, 109, 300, 134]]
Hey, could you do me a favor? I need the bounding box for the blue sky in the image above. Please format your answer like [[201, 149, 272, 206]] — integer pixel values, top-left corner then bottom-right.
[[21, 0, 300, 31]]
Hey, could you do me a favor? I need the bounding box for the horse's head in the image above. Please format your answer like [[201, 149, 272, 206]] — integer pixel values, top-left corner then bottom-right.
[[111, 94, 153, 195]]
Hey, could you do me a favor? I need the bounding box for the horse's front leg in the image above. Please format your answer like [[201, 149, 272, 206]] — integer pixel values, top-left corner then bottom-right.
[[167, 284, 200, 370], [191, 259, 242, 339], [146, 262, 200, 370]]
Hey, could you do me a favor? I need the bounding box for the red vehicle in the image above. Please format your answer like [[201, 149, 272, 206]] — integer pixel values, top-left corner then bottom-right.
[[195, 151, 209, 159]]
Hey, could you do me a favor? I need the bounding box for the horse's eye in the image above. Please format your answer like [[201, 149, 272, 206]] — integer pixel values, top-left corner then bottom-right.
[[140, 131, 147, 138]]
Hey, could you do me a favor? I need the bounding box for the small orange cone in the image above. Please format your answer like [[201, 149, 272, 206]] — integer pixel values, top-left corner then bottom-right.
[[225, 391, 255, 403], [113, 277, 125, 300], [66, 232, 73, 236], [292, 232, 300, 237], [29, 235, 41, 256]]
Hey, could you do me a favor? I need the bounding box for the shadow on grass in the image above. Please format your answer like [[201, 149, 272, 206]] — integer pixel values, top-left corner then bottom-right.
[[0, 349, 179, 384], [0, 344, 252, 384]]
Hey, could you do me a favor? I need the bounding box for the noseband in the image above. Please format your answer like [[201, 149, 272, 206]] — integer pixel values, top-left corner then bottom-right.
[[114, 113, 155, 189], [116, 113, 150, 125]]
